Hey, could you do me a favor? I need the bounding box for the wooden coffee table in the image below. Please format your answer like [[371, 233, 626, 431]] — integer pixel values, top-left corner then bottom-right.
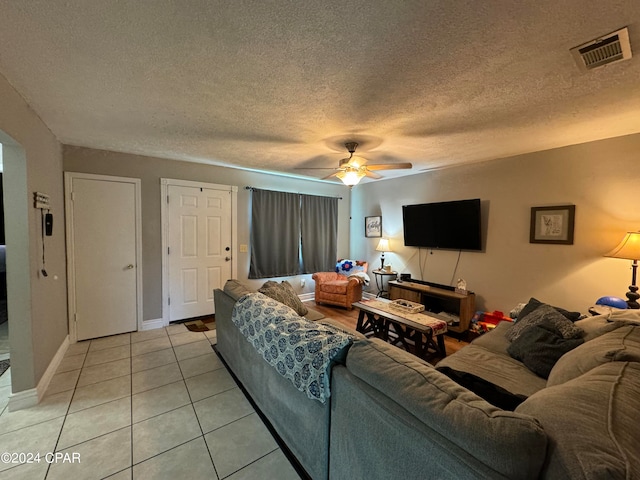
[[352, 299, 447, 360]]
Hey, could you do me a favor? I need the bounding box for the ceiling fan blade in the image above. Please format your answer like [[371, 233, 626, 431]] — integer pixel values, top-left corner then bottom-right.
[[364, 170, 383, 179], [294, 167, 340, 170], [341, 155, 368, 167], [321, 172, 339, 180], [365, 162, 413, 171]]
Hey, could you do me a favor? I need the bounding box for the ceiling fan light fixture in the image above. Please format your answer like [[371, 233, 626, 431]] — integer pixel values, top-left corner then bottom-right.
[[336, 167, 365, 186], [301, 140, 411, 184]]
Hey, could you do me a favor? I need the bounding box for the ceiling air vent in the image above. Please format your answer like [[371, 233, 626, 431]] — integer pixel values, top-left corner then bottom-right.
[[571, 27, 632, 72]]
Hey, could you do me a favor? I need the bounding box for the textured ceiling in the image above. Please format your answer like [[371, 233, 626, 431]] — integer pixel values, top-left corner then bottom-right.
[[1, 1, 640, 183]]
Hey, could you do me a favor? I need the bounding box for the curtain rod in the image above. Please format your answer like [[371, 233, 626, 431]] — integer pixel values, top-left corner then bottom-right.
[[245, 186, 342, 200]]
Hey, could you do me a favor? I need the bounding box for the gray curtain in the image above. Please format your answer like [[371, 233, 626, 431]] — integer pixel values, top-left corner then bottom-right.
[[249, 189, 300, 279], [301, 194, 338, 273]]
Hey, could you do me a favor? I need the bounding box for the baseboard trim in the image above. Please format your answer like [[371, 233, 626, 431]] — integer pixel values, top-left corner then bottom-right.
[[7, 387, 38, 411], [8, 334, 69, 411], [142, 318, 164, 330]]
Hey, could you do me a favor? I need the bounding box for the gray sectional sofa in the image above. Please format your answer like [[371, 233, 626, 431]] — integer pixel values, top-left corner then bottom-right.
[[214, 280, 360, 480], [214, 280, 640, 479]]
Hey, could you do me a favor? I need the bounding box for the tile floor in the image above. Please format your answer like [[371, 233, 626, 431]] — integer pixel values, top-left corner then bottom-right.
[[0, 324, 301, 479]]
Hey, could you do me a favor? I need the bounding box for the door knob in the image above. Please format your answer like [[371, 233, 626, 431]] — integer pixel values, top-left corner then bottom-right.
[[126, 264, 134, 269], [225, 257, 231, 262]]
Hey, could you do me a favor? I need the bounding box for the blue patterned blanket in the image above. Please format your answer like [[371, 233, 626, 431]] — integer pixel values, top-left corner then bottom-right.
[[231, 292, 354, 403]]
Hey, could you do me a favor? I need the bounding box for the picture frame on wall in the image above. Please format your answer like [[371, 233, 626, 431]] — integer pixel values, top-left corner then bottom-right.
[[530, 205, 575, 245], [365, 216, 382, 238]]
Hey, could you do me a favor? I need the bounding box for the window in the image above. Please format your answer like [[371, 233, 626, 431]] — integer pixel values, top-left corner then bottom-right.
[[248, 188, 338, 278]]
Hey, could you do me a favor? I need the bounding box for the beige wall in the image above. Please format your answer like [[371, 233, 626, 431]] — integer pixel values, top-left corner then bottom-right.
[[65, 133, 640, 320], [0, 73, 67, 392], [352, 133, 640, 313], [63, 146, 352, 321]]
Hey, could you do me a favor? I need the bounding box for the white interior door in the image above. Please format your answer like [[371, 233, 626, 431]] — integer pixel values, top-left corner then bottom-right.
[[66, 174, 141, 341], [168, 185, 232, 321]]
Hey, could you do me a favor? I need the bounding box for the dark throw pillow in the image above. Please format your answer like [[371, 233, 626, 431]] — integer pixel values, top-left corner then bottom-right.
[[507, 319, 584, 379], [258, 280, 309, 316], [507, 303, 583, 343], [516, 297, 581, 323]]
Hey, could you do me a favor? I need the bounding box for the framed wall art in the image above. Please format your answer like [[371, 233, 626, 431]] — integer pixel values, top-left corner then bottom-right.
[[365, 216, 382, 238], [530, 205, 575, 245]]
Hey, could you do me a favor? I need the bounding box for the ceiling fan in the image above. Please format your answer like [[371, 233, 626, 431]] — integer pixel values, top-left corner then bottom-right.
[[301, 142, 412, 186]]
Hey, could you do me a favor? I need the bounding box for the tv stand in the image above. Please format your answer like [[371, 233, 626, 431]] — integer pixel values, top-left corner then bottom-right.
[[398, 277, 476, 295], [388, 280, 475, 335]]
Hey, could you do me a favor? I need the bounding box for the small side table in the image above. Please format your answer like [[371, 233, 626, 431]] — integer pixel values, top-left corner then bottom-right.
[[372, 270, 398, 298]]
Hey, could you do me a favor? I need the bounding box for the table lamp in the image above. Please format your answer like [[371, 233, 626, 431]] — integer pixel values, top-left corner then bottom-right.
[[376, 238, 390, 270], [605, 231, 640, 309]]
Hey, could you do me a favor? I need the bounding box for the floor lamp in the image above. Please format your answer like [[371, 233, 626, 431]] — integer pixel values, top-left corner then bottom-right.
[[605, 231, 640, 309]]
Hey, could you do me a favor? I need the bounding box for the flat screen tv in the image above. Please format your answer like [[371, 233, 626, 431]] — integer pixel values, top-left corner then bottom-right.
[[402, 198, 482, 251]]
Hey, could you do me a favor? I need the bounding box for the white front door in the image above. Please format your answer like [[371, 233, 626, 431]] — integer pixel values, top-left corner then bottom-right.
[[167, 185, 232, 321], [66, 174, 141, 341]]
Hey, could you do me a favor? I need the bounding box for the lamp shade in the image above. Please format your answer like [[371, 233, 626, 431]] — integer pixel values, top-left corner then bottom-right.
[[376, 238, 390, 252], [605, 231, 640, 260]]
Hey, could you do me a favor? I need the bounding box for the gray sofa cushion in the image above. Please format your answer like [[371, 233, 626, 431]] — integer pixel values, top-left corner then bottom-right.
[[223, 279, 254, 300], [574, 315, 627, 341], [574, 309, 640, 341], [547, 324, 640, 386], [471, 320, 513, 350], [507, 304, 583, 342], [437, 322, 547, 399], [347, 338, 548, 479], [303, 306, 325, 321], [516, 362, 640, 479]]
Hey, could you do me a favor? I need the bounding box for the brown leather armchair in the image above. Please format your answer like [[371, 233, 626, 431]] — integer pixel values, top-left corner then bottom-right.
[[312, 260, 368, 310]]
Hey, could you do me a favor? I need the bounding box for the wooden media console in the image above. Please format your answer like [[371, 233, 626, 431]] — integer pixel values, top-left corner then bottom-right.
[[388, 280, 475, 334]]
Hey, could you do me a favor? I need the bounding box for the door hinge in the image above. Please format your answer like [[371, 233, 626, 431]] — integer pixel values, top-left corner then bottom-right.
[[74, 313, 78, 323], [167, 247, 170, 255], [168, 297, 171, 306], [167, 195, 169, 204], [71, 191, 75, 202]]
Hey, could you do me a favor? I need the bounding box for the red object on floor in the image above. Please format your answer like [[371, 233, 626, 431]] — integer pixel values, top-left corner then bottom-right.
[[481, 310, 512, 326]]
